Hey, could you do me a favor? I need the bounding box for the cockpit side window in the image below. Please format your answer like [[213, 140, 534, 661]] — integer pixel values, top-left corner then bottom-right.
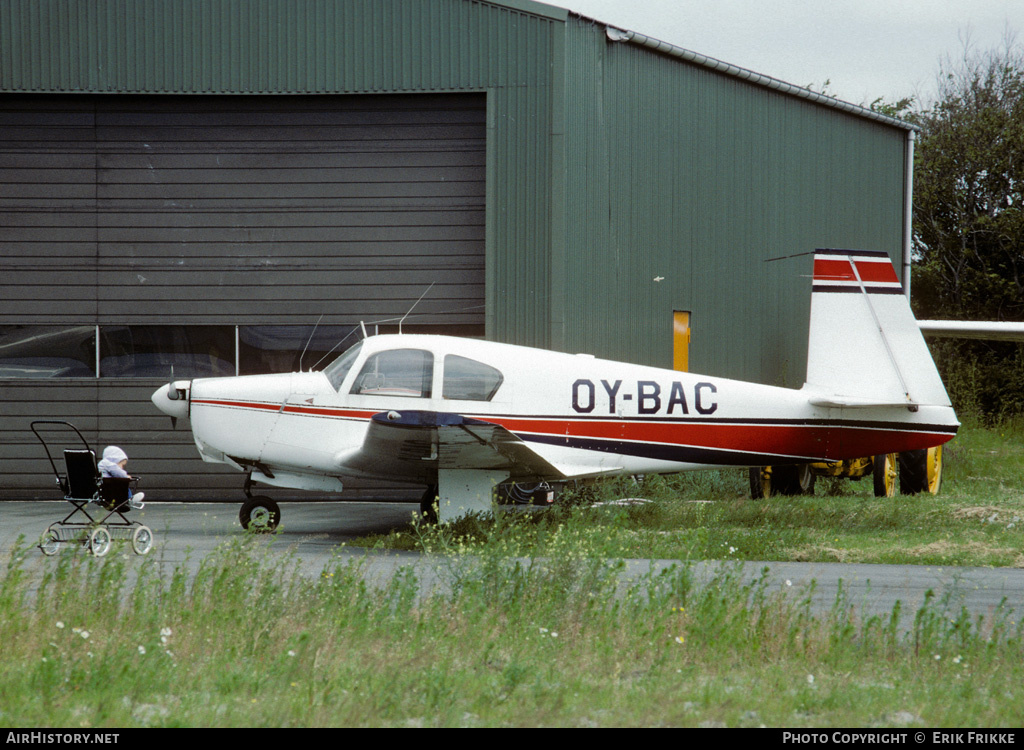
[[323, 342, 363, 391], [442, 355, 503, 401], [350, 349, 433, 398]]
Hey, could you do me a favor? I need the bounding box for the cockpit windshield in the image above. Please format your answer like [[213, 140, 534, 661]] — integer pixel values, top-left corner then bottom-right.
[[323, 341, 363, 391], [350, 349, 433, 398]]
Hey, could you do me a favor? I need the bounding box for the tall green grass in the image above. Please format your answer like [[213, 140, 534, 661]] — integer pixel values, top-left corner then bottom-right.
[[2, 532, 1023, 727], [366, 419, 1024, 567]]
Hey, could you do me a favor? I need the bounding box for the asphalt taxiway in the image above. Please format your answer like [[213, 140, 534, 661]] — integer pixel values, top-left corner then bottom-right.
[[3, 500, 1024, 628]]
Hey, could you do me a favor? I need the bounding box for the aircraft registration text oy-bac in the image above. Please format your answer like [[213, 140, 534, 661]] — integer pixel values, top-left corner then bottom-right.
[[152, 250, 959, 530]]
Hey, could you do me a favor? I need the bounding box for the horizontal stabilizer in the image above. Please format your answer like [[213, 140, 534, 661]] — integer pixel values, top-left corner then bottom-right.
[[919, 320, 1024, 342], [806, 393, 923, 409]]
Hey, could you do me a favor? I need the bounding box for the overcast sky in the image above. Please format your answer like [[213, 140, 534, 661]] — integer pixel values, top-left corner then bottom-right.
[[559, 0, 1021, 108]]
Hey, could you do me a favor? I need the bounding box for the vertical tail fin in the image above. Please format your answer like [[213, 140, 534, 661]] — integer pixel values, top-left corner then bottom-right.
[[804, 249, 952, 409]]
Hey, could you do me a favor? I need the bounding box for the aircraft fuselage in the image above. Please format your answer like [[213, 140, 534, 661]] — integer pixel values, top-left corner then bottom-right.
[[155, 333, 957, 492]]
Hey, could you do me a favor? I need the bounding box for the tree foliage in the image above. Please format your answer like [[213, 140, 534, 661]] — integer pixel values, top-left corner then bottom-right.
[[908, 36, 1024, 421], [911, 37, 1024, 320]]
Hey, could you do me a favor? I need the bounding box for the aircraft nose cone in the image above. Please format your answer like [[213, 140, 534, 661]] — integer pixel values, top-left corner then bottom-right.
[[151, 383, 189, 420]]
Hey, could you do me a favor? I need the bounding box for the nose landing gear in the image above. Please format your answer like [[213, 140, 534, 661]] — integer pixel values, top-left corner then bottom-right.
[[239, 473, 281, 532]]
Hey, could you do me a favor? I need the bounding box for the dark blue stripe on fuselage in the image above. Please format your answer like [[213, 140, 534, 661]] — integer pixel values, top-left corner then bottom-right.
[[520, 433, 818, 466]]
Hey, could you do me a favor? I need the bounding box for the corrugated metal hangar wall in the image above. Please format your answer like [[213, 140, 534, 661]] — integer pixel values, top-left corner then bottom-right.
[[0, 0, 913, 500], [557, 16, 910, 378]]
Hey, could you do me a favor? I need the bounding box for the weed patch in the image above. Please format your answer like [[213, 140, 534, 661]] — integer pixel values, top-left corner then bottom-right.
[[354, 422, 1024, 569], [3, 531, 1024, 727]]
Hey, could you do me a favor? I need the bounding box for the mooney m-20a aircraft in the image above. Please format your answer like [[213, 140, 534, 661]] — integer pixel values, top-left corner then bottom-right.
[[152, 249, 958, 529]]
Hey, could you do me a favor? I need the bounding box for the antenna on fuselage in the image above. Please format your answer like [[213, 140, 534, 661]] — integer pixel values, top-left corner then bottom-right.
[[298, 314, 324, 372], [399, 283, 436, 334], [309, 326, 361, 372]]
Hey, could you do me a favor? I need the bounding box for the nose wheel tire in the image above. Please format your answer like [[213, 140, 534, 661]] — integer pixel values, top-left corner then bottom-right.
[[239, 496, 281, 532]]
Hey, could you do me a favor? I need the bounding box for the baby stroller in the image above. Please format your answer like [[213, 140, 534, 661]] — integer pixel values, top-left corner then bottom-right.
[[31, 421, 154, 556]]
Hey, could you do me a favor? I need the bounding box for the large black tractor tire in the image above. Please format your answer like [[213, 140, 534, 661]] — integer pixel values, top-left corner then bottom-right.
[[873, 453, 898, 497], [898, 450, 929, 495]]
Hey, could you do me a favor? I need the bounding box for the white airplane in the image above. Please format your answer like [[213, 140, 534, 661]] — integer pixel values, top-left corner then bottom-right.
[[152, 249, 959, 529]]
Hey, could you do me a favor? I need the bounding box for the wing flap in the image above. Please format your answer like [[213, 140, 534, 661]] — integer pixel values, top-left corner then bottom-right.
[[335, 410, 596, 483]]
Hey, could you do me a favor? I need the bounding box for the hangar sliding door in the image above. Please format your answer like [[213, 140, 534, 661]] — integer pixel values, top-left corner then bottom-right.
[[0, 93, 486, 499]]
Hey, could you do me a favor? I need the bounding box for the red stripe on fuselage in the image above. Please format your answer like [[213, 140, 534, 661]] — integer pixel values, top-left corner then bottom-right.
[[488, 417, 830, 457], [191, 400, 952, 461], [192, 399, 379, 421], [193, 399, 280, 412], [284, 405, 380, 420], [486, 416, 951, 460]]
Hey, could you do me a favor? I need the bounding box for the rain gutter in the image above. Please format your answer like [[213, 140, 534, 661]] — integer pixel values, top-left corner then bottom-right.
[[903, 130, 916, 299]]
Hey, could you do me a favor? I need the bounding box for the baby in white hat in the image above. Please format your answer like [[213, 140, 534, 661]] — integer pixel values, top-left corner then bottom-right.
[[98, 446, 145, 509]]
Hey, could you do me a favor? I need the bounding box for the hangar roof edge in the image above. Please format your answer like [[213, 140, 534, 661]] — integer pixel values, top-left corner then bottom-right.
[[482, 0, 568, 21], [567, 12, 918, 133]]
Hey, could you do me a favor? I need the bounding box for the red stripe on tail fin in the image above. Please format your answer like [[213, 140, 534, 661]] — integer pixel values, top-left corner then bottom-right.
[[813, 257, 855, 282], [852, 257, 900, 284]]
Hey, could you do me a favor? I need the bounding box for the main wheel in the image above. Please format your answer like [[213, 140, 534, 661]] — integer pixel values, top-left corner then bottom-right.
[[39, 526, 60, 556], [131, 525, 154, 555], [793, 464, 816, 495], [749, 466, 772, 499], [239, 496, 281, 532], [418, 485, 439, 525], [754, 465, 810, 497], [89, 526, 112, 557], [899, 450, 929, 495], [873, 453, 898, 497]]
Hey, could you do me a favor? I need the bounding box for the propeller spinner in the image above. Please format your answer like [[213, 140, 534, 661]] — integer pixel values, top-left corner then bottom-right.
[[152, 378, 190, 426]]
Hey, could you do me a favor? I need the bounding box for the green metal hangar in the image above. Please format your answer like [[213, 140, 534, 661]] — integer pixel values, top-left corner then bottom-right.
[[0, 0, 915, 500]]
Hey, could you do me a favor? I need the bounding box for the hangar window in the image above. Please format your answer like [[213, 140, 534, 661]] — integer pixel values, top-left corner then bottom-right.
[[350, 349, 433, 398], [0, 326, 97, 378], [99, 326, 234, 378], [442, 355, 503, 401], [240, 325, 359, 375]]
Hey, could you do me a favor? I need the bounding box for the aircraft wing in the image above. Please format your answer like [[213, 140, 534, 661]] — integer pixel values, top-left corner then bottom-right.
[[919, 320, 1024, 342], [335, 410, 611, 484]]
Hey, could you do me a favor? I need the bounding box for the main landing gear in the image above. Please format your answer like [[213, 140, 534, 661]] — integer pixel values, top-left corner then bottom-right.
[[749, 447, 943, 499], [417, 470, 509, 525]]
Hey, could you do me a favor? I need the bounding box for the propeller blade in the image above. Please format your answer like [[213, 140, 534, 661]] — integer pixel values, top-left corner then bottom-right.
[[167, 365, 179, 400]]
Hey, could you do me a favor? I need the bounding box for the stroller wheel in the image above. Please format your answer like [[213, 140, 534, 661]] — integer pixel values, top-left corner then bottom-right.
[[39, 527, 60, 556], [89, 527, 112, 557], [131, 525, 153, 555]]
